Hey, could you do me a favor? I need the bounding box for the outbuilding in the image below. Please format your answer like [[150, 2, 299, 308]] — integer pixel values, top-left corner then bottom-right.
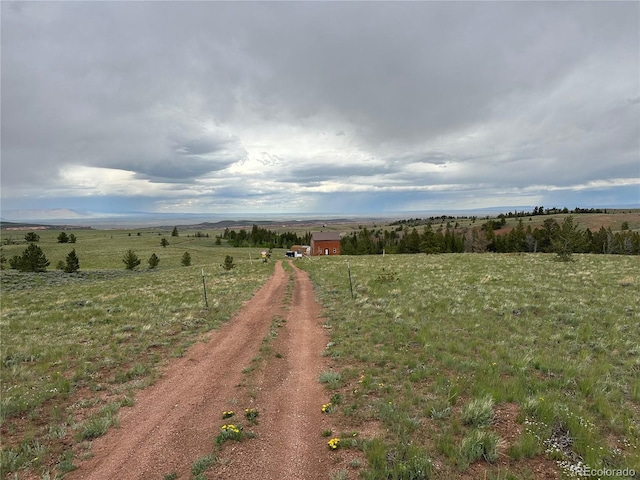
[[310, 232, 341, 256], [290, 245, 311, 257]]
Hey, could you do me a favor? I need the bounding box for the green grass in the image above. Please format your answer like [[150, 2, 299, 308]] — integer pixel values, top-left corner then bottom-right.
[[461, 396, 494, 427], [191, 453, 217, 476], [79, 409, 119, 440], [298, 253, 640, 478], [0, 229, 277, 478], [508, 431, 540, 460], [3, 229, 639, 479], [458, 429, 501, 469], [362, 438, 433, 479], [319, 371, 343, 389]]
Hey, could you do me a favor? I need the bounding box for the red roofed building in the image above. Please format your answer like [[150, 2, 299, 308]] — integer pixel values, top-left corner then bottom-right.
[[310, 232, 341, 256]]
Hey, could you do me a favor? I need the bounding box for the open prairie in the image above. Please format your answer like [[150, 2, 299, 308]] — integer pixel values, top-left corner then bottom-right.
[[1, 229, 279, 478], [1, 224, 639, 479], [297, 253, 639, 479]]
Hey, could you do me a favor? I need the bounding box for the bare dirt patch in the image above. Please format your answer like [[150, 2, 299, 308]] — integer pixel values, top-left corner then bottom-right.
[[67, 261, 364, 480], [211, 262, 367, 479]]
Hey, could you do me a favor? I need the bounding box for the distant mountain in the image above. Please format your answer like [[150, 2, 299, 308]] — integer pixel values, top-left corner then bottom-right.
[[0, 220, 93, 231], [2, 205, 636, 229]]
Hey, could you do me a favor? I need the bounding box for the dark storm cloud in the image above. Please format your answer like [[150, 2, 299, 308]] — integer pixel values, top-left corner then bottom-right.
[[280, 163, 399, 185], [1, 1, 638, 214], [119, 129, 247, 181], [234, 2, 637, 143]]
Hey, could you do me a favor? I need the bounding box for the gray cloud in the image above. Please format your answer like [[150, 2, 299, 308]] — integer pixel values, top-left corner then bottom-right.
[[1, 1, 638, 215]]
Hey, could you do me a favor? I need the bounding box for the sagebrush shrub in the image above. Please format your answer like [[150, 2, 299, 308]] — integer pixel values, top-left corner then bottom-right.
[[459, 429, 500, 467], [461, 396, 494, 427]]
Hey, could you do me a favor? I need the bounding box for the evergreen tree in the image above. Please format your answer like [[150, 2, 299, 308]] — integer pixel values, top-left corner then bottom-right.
[[404, 228, 421, 253], [69, 233, 77, 244], [160, 238, 169, 247], [418, 225, 436, 253], [524, 226, 538, 252], [181, 251, 191, 266], [536, 218, 560, 252], [64, 249, 80, 273], [222, 255, 236, 270], [16, 243, 50, 272], [9, 255, 20, 269], [356, 228, 376, 254], [123, 249, 141, 270], [507, 219, 526, 252], [340, 234, 357, 255], [24, 232, 40, 242], [148, 253, 160, 269], [171, 226, 179, 237], [57, 232, 69, 243], [552, 216, 580, 261]]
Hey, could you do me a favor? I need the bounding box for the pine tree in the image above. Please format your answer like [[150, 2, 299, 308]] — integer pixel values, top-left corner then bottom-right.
[[123, 249, 141, 270], [181, 251, 191, 266], [171, 226, 179, 237], [553, 216, 581, 262], [24, 232, 40, 242], [148, 253, 160, 269], [16, 243, 50, 272], [222, 255, 235, 271], [64, 249, 80, 273]]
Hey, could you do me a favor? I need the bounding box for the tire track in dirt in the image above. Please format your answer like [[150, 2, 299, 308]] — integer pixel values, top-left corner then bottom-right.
[[213, 261, 340, 479], [268, 262, 334, 478], [68, 260, 354, 480], [68, 262, 290, 480]]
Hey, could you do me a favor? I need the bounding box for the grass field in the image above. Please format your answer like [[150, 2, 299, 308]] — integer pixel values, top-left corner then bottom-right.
[[1, 225, 639, 479], [298, 253, 639, 479], [1, 228, 278, 478]]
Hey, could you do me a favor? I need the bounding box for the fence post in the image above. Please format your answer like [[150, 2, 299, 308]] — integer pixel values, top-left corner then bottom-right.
[[201, 269, 209, 307], [347, 261, 354, 299]]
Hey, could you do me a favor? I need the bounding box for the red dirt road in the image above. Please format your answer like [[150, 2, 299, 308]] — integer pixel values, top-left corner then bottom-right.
[[68, 261, 348, 480]]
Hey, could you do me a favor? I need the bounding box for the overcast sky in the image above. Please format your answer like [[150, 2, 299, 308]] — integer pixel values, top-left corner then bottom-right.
[[2, 1, 639, 217]]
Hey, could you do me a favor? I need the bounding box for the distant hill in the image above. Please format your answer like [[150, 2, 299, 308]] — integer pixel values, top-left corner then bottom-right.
[[0, 220, 93, 231], [179, 219, 353, 230], [2, 205, 637, 230]]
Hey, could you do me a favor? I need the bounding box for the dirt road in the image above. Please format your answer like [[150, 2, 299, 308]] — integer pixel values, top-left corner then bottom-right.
[[68, 261, 349, 480]]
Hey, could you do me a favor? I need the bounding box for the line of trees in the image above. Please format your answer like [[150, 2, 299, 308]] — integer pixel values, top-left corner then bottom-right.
[[494, 206, 608, 218], [5, 246, 168, 272], [5, 244, 81, 273], [341, 217, 640, 256], [388, 206, 610, 228], [2, 231, 77, 245], [222, 225, 311, 248]]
